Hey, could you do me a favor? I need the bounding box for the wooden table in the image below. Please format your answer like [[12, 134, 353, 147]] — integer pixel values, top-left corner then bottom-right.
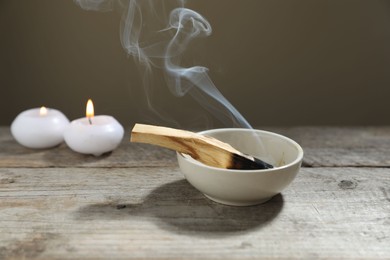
[[1, 126, 390, 259]]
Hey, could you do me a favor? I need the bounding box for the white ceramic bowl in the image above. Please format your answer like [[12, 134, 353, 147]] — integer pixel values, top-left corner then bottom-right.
[[177, 128, 304, 206]]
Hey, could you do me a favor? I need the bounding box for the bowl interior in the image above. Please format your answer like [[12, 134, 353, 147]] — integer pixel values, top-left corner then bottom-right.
[[198, 128, 302, 168]]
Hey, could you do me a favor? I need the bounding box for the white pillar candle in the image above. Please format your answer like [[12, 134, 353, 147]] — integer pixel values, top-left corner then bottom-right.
[[11, 107, 70, 149], [64, 99, 124, 156]]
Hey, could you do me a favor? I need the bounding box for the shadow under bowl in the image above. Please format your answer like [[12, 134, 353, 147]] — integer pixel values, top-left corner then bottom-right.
[[177, 128, 304, 206]]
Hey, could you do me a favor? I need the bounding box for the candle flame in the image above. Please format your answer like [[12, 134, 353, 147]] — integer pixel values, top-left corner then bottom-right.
[[86, 99, 94, 119], [39, 106, 48, 116]]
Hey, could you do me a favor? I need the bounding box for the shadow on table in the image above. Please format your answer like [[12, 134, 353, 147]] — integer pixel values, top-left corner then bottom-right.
[[75, 179, 284, 237]]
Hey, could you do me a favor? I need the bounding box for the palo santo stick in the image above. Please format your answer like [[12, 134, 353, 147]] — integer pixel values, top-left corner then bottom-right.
[[130, 124, 273, 170]]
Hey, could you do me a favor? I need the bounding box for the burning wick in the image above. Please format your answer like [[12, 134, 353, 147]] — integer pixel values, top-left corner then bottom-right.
[[64, 98, 124, 156], [39, 106, 48, 116], [86, 99, 94, 125]]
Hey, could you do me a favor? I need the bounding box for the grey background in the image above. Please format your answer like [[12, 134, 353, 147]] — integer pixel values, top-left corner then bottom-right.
[[1, 0, 390, 128]]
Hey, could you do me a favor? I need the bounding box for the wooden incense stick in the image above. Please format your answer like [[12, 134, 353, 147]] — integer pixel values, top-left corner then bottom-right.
[[130, 124, 273, 170]]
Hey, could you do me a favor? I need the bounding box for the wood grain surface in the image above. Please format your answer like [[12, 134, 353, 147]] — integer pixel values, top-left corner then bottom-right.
[[1, 126, 389, 259], [0, 128, 176, 168]]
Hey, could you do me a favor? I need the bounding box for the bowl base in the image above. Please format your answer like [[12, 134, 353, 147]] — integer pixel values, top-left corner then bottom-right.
[[203, 194, 273, 206]]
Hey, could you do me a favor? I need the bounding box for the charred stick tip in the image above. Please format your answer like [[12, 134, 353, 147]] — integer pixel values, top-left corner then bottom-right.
[[230, 154, 273, 170]]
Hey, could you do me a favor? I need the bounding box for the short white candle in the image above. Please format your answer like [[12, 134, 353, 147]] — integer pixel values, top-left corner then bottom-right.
[[64, 99, 124, 156], [11, 107, 70, 149]]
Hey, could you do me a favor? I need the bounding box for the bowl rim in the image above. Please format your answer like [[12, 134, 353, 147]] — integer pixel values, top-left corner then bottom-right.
[[177, 128, 304, 173]]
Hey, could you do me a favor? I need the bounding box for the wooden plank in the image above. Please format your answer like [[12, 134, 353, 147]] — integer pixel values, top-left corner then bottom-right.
[[1, 167, 389, 259], [2, 126, 390, 168], [0, 127, 176, 168], [263, 126, 390, 167]]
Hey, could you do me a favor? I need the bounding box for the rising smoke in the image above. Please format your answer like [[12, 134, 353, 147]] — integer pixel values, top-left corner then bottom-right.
[[74, 0, 252, 128]]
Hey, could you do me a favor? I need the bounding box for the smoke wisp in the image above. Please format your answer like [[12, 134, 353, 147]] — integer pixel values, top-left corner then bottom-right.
[[74, 0, 254, 129]]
